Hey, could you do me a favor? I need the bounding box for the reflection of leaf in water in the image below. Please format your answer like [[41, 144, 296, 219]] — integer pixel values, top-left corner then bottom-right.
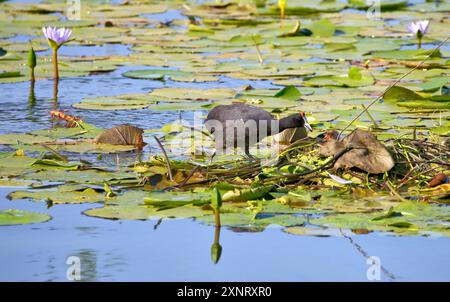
[[199, 212, 306, 228]]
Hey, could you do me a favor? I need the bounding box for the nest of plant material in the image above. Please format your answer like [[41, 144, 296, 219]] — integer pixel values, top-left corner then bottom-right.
[[182, 128, 449, 197], [272, 129, 450, 193]]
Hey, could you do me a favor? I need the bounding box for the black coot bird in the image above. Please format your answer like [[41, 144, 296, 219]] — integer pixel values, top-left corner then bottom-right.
[[205, 103, 312, 158]]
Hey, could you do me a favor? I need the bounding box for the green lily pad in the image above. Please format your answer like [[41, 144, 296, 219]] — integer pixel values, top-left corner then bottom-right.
[[83, 205, 155, 221], [273, 85, 302, 101], [0, 133, 53, 145], [0, 209, 51, 226], [8, 187, 105, 204], [308, 19, 336, 38], [23, 169, 134, 184], [144, 191, 211, 208]]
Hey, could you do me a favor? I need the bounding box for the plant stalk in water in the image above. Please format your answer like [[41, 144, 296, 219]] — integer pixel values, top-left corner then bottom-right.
[[42, 27, 72, 80], [52, 48, 58, 80]]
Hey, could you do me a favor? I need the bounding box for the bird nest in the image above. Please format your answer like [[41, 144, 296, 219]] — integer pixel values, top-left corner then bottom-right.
[[185, 129, 449, 201]]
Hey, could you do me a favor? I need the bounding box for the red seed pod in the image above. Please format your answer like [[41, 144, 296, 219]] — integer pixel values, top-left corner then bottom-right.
[[428, 173, 449, 188]]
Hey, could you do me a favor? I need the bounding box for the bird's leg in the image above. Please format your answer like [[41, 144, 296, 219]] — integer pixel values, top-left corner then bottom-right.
[[244, 145, 259, 162], [209, 150, 216, 165]]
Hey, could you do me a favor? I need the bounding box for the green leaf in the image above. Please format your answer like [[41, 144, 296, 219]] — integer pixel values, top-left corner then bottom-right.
[[0, 71, 22, 78], [8, 188, 106, 204], [222, 186, 273, 202], [47, 38, 59, 50], [370, 49, 442, 60], [308, 19, 336, 37], [388, 222, 415, 228], [348, 66, 362, 80], [0, 209, 51, 226], [31, 159, 80, 170], [371, 207, 402, 221], [383, 86, 426, 101], [144, 191, 211, 209], [104, 182, 117, 198], [417, 76, 449, 92], [274, 85, 302, 100]]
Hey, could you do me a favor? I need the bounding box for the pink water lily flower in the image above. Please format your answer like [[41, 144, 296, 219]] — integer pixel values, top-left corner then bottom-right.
[[407, 20, 429, 36], [407, 20, 429, 49], [42, 27, 72, 80], [42, 27, 72, 47]]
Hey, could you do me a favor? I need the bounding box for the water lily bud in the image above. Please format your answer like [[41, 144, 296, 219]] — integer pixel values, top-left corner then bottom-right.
[[278, 0, 287, 19], [211, 187, 222, 210], [278, 0, 286, 19], [28, 47, 36, 69], [210, 242, 222, 264]]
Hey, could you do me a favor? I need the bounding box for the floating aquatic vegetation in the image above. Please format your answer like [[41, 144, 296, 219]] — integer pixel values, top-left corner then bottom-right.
[[0, 209, 51, 226]]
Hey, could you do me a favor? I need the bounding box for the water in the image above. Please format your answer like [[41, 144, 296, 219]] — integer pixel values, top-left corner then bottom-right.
[[37, 44, 132, 57], [1, 187, 449, 282], [1, 1, 449, 282]]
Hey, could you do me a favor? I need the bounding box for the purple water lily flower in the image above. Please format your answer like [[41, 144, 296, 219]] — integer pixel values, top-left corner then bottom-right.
[[42, 27, 72, 47], [42, 27, 72, 80], [407, 20, 429, 49], [407, 20, 429, 36]]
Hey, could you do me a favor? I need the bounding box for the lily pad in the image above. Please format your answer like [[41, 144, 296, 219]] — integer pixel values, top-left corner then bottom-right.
[[0, 209, 51, 226]]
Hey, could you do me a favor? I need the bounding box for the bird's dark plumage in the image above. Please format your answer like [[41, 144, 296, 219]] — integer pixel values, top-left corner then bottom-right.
[[205, 103, 311, 157]]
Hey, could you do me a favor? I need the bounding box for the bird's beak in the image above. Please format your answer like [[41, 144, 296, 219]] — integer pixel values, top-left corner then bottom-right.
[[304, 122, 313, 131], [303, 116, 313, 131]]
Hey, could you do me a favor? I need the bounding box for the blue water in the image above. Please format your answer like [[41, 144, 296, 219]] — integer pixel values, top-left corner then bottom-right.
[[1, 187, 449, 281]]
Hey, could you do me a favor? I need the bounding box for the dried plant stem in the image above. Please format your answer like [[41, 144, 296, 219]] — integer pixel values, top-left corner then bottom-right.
[[361, 104, 377, 127], [154, 136, 174, 182], [385, 181, 408, 202], [178, 166, 201, 188], [252, 36, 264, 65]]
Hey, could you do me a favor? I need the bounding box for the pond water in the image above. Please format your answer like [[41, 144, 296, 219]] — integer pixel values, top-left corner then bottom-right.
[[1, 0, 449, 281], [1, 186, 449, 282]]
